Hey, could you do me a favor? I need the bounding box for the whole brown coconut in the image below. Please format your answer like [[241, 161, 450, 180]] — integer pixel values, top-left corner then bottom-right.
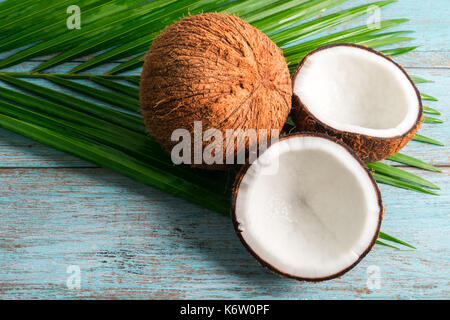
[[140, 13, 292, 169]]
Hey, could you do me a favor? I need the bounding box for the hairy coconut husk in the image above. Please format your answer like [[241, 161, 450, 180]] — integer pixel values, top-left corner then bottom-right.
[[140, 13, 292, 170], [291, 43, 423, 163]]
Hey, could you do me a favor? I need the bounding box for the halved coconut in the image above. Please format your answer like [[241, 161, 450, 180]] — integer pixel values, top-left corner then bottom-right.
[[231, 133, 383, 281], [292, 43, 422, 162]]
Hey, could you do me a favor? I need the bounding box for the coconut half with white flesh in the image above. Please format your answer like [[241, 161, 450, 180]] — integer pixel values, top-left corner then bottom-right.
[[231, 133, 383, 281], [292, 43, 422, 162]]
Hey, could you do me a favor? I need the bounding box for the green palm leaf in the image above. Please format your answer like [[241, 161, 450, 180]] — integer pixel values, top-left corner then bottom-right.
[[249, 0, 349, 33], [104, 0, 385, 75], [72, 0, 345, 73], [0, 0, 443, 251], [372, 173, 439, 195], [376, 240, 401, 250], [421, 92, 438, 101], [0, 0, 142, 54], [423, 106, 441, 115], [423, 116, 443, 124], [379, 232, 416, 249], [387, 153, 441, 172], [284, 19, 410, 66], [366, 162, 439, 189], [91, 77, 140, 98], [413, 134, 444, 146], [0, 74, 145, 133], [381, 45, 418, 57], [32, 0, 207, 73], [410, 75, 433, 84], [0, 0, 175, 69], [271, 1, 396, 47], [47, 76, 140, 112]]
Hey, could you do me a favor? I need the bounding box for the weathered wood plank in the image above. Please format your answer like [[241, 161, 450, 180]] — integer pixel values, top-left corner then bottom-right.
[[395, 52, 450, 69], [0, 129, 93, 168], [0, 0, 448, 300], [0, 167, 447, 299]]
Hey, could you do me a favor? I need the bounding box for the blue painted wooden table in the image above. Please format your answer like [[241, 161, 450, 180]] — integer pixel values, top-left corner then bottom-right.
[[0, 0, 448, 299]]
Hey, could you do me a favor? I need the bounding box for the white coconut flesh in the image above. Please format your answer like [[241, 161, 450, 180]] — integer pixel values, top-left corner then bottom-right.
[[293, 45, 420, 137], [234, 135, 381, 280]]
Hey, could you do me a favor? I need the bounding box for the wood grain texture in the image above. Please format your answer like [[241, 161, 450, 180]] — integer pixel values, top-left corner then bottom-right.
[[0, 0, 448, 299], [0, 167, 448, 299]]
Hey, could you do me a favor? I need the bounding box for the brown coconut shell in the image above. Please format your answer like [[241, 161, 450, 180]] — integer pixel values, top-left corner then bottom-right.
[[291, 43, 423, 163], [140, 13, 292, 170], [230, 132, 384, 282]]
